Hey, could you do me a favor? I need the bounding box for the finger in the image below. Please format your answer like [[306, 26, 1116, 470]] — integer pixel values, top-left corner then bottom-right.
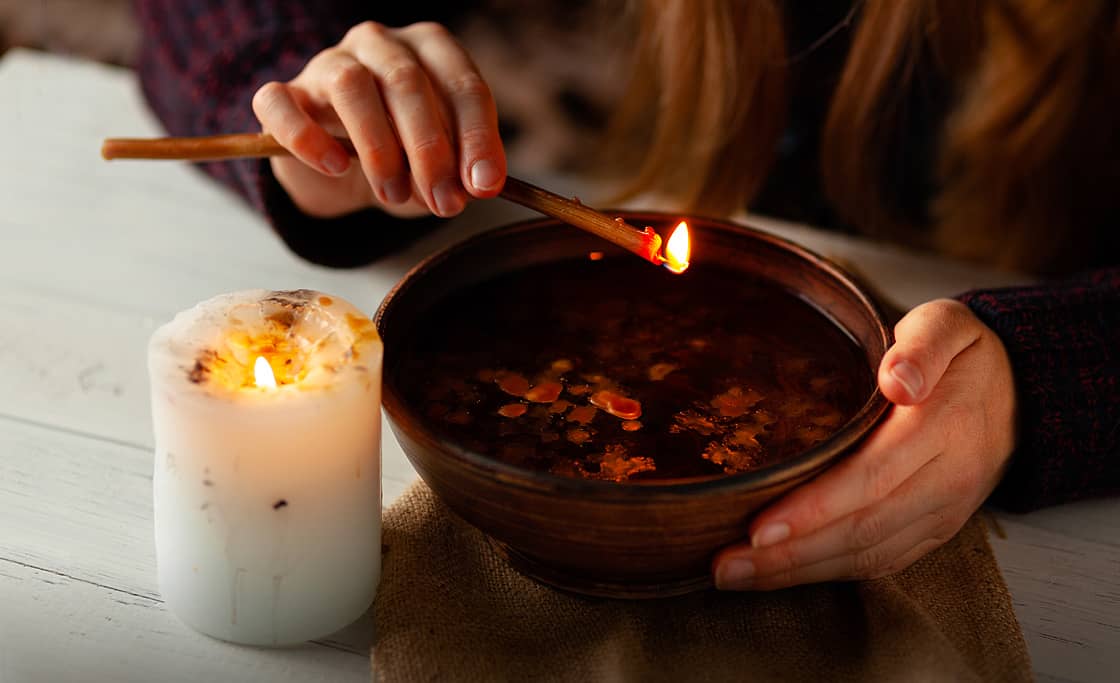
[[310, 50, 412, 206], [345, 22, 464, 216], [746, 404, 939, 548], [879, 299, 983, 405], [715, 453, 954, 588], [744, 523, 950, 591], [397, 22, 506, 197], [252, 80, 351, 177]]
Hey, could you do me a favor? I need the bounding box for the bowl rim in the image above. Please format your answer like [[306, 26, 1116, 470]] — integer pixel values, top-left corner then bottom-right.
[[375, 211, 893, 500]]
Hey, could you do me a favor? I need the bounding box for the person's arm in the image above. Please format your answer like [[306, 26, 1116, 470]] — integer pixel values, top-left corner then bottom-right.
[[134, 0, 451, 267], [958, 266, 1120, 512]]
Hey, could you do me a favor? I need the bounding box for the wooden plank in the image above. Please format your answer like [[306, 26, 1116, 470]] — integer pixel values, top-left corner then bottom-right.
[[989, 519, 1120, 683], [994, 502, 1120, 550], [0, 559, 368, 683]]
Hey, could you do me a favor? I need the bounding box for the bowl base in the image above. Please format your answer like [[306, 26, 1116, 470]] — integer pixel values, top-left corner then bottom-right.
[[486, 537, 713, 600]]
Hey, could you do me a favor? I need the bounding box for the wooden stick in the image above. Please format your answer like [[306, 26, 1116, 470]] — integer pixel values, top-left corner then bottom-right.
[[101, 133, 665, 266]]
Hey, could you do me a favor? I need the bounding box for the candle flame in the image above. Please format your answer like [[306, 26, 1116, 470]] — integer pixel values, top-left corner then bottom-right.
[[254, 356, 277, 390], [662, 221, 690, 274]]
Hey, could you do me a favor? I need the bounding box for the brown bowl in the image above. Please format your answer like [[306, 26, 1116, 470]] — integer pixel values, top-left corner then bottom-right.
[[375, 213, 892, 598]]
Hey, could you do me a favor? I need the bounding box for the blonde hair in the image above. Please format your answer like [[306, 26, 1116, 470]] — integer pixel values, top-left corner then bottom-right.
[[613, 0, 1120, 273]]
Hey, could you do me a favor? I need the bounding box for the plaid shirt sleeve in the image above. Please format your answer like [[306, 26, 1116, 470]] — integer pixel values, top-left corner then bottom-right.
[[134, 0, 444, 267], [958, 266, 1120, 512]]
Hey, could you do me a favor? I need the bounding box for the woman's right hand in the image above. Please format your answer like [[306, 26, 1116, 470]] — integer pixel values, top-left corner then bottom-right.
[[251, 21, 506, 220]]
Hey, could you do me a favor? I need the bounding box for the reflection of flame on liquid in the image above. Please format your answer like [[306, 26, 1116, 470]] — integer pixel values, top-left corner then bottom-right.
[[662, 221, 690, 274], [254, 356, 278, 390]]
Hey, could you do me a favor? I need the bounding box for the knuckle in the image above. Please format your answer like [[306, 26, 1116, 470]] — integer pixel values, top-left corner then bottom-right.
[[360, 141, 402, 176], [761, 543, 799, 575], [851, 510, 886, 549], [867, 561, 902, 580], [458, 122, 497, 151], [345, 21, 386, 43], [852, 546, 885, 578], [445, 72, 490, 100], [805, 493, 832, 529], [327, 61, 370, 95], [380, 61, 427, 94], [766, 568, 795, 590], [931, 298, 972, 322], [409, 21, 451, 38], [409, 134, 451, 165]]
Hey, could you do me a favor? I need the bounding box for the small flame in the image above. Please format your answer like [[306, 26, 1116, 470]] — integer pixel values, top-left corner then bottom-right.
[[254, 356, 277, 390], [663, 221, 690, 274]]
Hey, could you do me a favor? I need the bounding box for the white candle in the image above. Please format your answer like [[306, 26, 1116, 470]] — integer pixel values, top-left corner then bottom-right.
[[148, 289, 381, 645]]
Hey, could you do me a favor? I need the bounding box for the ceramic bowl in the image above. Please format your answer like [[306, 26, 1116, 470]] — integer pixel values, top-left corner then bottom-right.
[[375, 213, 892, 598]]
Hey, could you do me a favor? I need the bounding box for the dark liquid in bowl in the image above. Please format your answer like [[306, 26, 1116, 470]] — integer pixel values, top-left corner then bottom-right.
[[394, 258, 873, 482]]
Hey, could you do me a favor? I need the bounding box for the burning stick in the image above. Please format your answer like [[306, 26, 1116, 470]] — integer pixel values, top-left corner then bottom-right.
[[101, 133, 691, 271]]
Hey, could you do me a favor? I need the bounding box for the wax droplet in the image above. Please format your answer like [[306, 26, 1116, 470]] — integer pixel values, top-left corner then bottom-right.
[[318, 296, 333, 306], [711, 386, 763, 418], [525, 381, 562, 403], [498, 403, 527, 418], [568, 405, 598, 424], [588, 251, 604, 261], [590, 390, 642, 420], [648, 363, 678, 381], [567, 384, 591, 396], [496, 372, 530, 397], [621, 420, 642, 432]]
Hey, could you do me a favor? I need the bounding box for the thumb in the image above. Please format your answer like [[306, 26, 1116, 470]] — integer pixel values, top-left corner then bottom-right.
[[879, 299, 984, 405]]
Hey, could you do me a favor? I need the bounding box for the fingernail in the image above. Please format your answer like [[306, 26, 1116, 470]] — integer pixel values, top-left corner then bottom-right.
[[382, 175, 412, 205], [889, 360, 924, 400], [432, 178, 465, 216], [752, 522, 791, 549], [715, 557, 755, 590], [469, 159, 502, 192], [321, 148, 350, 176]]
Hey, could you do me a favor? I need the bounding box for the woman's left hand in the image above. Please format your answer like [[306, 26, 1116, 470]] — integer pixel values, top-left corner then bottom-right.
[[713, 299, 1017, 590]]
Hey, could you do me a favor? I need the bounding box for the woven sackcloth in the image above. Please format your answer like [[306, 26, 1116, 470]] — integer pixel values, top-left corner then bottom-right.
[[372, 482, 1030, 682]]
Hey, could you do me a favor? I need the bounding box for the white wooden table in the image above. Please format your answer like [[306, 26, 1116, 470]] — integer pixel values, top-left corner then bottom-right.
[[0, 49, 1116, 683]]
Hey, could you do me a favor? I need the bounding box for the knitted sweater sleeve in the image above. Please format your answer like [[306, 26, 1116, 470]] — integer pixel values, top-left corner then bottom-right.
[[958, 266, 1120, 512], [134, 0, 447, 267]]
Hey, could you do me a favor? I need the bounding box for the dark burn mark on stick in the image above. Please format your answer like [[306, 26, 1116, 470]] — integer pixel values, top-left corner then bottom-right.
[[273, 499, 288, 510]]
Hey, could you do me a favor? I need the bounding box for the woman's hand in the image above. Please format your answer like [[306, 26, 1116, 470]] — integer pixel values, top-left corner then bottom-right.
[[251, 21, 506, 220], [713, 299, 1017, 590]]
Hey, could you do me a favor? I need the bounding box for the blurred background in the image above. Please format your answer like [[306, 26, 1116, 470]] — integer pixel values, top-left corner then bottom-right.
[[1, 0, 137, 65]]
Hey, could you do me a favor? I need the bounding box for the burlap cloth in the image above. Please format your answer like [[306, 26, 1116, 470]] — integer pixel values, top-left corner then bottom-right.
[[372, 482, 1031, 682]]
